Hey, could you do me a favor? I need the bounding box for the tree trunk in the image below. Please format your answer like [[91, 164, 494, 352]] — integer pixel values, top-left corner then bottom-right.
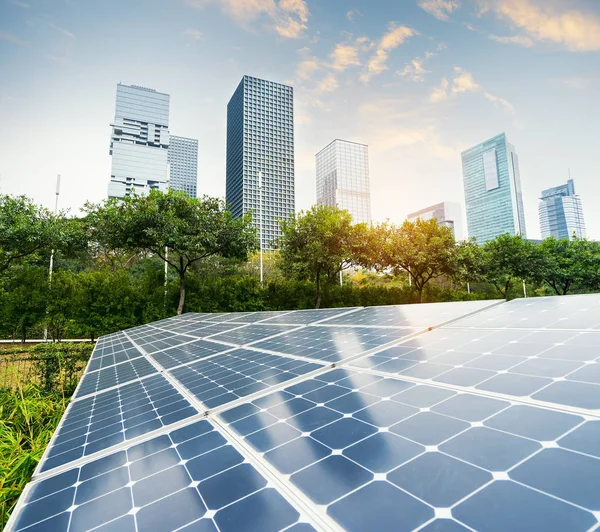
[[417, 288, 423, 304], [314, 271, 321, 309], [177, 258, 186, 315]]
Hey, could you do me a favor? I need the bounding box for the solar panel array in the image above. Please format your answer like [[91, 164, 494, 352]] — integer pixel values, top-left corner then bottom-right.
[[8, 296, 600, 532]]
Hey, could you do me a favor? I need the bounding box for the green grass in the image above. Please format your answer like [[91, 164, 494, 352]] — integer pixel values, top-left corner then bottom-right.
[[0, 343, 93, 528], [0, 384, 68, 528]]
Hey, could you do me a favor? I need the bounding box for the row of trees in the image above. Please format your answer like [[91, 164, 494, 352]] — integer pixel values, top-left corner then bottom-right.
[[1, 192, 599, 339], [280, 205, 600, 306]]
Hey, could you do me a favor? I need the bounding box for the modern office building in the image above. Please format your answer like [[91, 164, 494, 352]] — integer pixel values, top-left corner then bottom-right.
[[407, 201, 463, 240], [226, 75, 295, 250], [461, 132, 527, 242], [107, 84, 170, 199], [168, 135, 198, 197], [539, 178, 586, 240], [316, 139, 371, 224]]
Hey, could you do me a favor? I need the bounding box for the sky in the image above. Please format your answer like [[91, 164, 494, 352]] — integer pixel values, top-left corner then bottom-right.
[[1, 0, 600, 239]]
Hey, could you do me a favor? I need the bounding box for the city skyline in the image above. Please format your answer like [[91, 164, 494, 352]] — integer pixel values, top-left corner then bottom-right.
[[1, 0, 600, 238], [407, 201, 463, 241]]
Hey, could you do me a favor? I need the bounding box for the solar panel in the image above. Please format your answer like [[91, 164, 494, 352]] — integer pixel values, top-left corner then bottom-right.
[[8, 296, 600, 532], [217, 368, 596, 531], [321, 300, 501, 328], [252, 326, 416, 363], [168, 348, 325, 410], [38, 374, 198, 474], [12, 419, 312, 532]]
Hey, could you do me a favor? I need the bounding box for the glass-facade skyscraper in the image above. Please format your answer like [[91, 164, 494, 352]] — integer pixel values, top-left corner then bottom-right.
[[462, 133, 527, 242], [407, 202, 463, 240], [168, 135, 198, 197], [108, 84, 170, 199], [315, 139, 371, 224], [539, 178, 586, 240], [226, 75, 295, 250]]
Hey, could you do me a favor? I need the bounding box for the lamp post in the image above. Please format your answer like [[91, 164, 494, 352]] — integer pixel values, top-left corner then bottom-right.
[[258, 171, 263, 285], [44, 174, 61, 341]]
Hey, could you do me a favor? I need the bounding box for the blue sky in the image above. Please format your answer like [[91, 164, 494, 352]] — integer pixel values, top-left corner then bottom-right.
[[1, 0, 599, 238]]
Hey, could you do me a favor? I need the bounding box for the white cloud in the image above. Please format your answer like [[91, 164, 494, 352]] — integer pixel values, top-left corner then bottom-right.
[[398, 43, 445, 82], [49, 23, 75, 39], [184, 28, 203, 41], [317, 73, 339, 93], [484, 92, 515, 115], [418, 0, 460, 21], [430, 78, 450, 102], [8, 0, 30, 8], [489, 33, 534, 47], [361, 23, 418, 82], [330, 43, 360, 71], [346, 9, 362, 22], [429, 67, 479, 101], [0, 31, 27, 46], [185, 0, 309, 39], [479, 0, 600, 51]]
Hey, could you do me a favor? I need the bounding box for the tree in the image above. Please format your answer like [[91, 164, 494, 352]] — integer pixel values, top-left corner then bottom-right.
[[536, 237, 581, 295], [278, 205, 359, 309], [482, 234, 543, 299], [364, 219, 457, 303], [0, 195, 60, 273], [85, 190, 257, 314]]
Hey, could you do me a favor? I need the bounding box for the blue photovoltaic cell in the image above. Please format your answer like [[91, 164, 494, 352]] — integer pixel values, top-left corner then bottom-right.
[[252, 326, 415, 363], [447, 294, 600, 330], [149, 339, 232, 370], [73, 357, 158, 399], [350, 325, 600, 412], [39, 374, 198, 473], [261, 308, 361, 325], [205, 324, 299, 345], [9, 295, 600, 532], [218, 367, 598, 532], [321, 300, 499, 328], [169, 348, 325, 409], [13, 420, 310, 532]]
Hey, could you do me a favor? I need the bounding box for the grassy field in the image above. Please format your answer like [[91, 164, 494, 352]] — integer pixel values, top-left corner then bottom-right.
[[0, 343, 93, 528]]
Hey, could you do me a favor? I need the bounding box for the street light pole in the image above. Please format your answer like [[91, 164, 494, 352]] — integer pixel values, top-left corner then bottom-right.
[[258, 171, 263, 285], [44, 174, 61, 341]]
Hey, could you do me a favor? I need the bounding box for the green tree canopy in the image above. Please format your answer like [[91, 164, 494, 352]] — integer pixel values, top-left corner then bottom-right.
[[482, 233, 543, 299], [278, 204, 360, 308], [84, 190, 257, 314], [0, 195, 61, 273], [363, 219, 457, 303]]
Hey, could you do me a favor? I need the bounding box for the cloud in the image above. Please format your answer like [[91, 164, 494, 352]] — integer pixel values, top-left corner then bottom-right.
[[480, 0, 600, 51], [484, 92, 515, 115], [0, 32, 27, 46], [489, 33, 534, 47], [184, 28, 203, 41], [429, 67, 479, 101], [346, 9, 362, 22], [330, 43, 360, 71], [185, 0, 309, 39], [49, 23, 75, 39], [418, 0, 460, 21], [7, 0, 30, 7], [295, 57, 320, 80], [361, 23, 418, 82], [398, 43, 445, 82], [317, 73, 339, 93]]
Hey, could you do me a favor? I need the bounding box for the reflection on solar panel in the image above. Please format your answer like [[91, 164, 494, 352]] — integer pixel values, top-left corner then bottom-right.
[[8, 296, 600, 532]]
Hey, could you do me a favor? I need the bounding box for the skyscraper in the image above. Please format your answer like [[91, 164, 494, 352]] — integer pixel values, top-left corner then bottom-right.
[[315, 139, 371, 224], [407, 202, 463, 240], [168, 135, 198, 197], [108, 84, 170, 199], [539, 178, 586, 240], [226, 75, 295, 250], [462, 132, 527, 242]]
